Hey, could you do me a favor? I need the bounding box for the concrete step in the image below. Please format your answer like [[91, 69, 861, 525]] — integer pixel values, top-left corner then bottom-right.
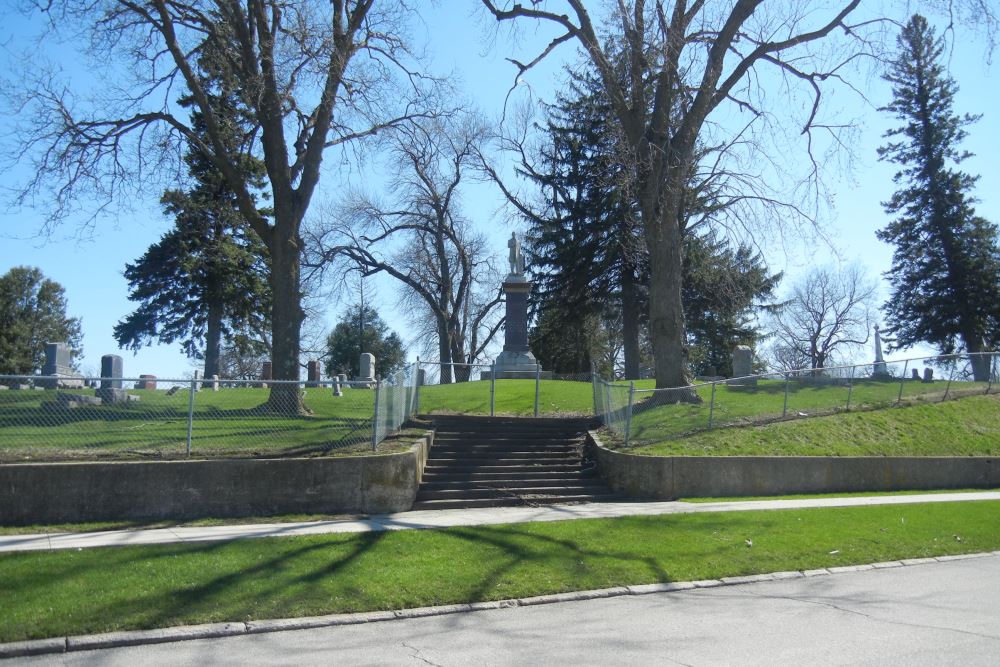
[[419, 477, 603, 490], [432, 431, 588, 441], [422, 463, 583, 474], [432, 441, 581, 450], [416, 485, 607, 501], [420, 479, 597, 490], [430, 439, 581, 448], [427, 451, 579, 460], [423, 414, 593, 425], [409, 493, 620, 510], [421, 471, 595, 482]]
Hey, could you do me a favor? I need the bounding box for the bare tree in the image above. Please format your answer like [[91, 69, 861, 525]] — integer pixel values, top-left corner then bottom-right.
[[5, 1, 434, 411], [768, 264, 877, 371], [479, 0, 995, 391], [308, 115, 504, 382]]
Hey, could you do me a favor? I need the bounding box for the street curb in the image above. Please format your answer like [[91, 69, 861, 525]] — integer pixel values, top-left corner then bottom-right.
[[2, 551, 996, 659]]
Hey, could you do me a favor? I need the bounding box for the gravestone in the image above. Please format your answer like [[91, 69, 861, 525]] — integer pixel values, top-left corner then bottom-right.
[[307, 360, 321, 387], [135, 374, 157, 390], [922, 368, 934, 383], [42, 391, 104, 411], [357, 354, 376, 386], [911, 368, 920, 380], [872, 325, 890, 378], [100, 355, 123, 389], [728, 346, 756, 386], [96, 387, 138, 404], [210, 375, 220, 391], [488, 232, 551, 379], [40, 342, 84, 389], [192, 369, 201, 392], [417, 368, 426, 387], [338, 373, 348, 385], [332, 376, 343, 397]]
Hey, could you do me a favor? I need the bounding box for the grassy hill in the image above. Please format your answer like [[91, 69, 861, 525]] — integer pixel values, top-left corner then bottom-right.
[[0, 376, 995, 460], [615, 393, 1000, 457]]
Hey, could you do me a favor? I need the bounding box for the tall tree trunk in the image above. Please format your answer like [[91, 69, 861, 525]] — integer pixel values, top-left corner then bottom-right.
[[451, 338, 470, 382], [204, 297, 223, 380], [621, 262, 641, 380], [437, 317, 453, 384], [644, 192, 694, 394], [963, 331, 990, 382], [266, 228, 304, 413]]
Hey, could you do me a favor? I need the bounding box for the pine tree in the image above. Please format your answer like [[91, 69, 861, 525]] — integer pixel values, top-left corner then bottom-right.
[[0, 267, 83, 375], [526, 65, 645, 378], [877, 14, 1000, 381], [527, 63, 778, 378], [114, 47, 271, 379], [324, 305, 405, 379]]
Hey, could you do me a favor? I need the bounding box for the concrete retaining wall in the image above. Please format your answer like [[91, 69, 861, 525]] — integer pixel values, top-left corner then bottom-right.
[[0, 434, 432, 525], [589, 432, 999, 499]]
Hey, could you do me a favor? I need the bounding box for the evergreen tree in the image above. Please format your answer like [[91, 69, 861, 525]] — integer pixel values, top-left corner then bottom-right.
[[683, 232, 781, 377], [114, 47, 271, 379], [877, 14, 1000, 381], [325, 305, 405, 379], [0, 266, 83, 375], [525, 65, 646, 379], [526, 63, 778, 378]]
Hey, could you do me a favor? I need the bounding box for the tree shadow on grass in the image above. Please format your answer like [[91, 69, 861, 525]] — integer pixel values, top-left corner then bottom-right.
[[3, 512, 814, 642], [21, 532, 391, 639]]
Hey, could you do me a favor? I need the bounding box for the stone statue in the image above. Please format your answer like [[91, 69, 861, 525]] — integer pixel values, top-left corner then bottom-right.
[[508, 232, 524, 276]]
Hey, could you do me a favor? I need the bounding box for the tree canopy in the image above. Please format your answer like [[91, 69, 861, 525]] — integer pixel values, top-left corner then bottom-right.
[[9, 1, 433, 411], [114, 46, 271, 378], [877, 14, 1000, 381], [325, 304, 405, 379], [0, 267, 83, 375]]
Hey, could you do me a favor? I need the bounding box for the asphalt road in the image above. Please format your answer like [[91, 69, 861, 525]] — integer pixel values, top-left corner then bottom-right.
[[19, 555, 1000, 666]]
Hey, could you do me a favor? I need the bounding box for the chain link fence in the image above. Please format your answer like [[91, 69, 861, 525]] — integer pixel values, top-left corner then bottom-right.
[[594, 352, 1000, 447], [414, 361, 595, 416], [0, 362, 420, 462]]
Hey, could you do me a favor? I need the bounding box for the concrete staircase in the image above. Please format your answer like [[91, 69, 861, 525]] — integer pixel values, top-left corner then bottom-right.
[[411, 414, 617, 510]]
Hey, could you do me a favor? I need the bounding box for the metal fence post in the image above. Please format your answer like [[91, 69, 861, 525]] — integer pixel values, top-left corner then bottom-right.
[[625, 381, 635, 447], [782, 373, 790, 418], [987, 354, 996, 395], [943, 357, 955, 401], [414, 357, 421, 415], [845, 365, 855, 411], [490, 362, 496, 417], [896, 359, 909, 406], [590, 362, 599, 417], [185, 379, 196, 457], [708, 381, 717, 429], [534, 363, 540, 417], [371, 378, 382, 450]]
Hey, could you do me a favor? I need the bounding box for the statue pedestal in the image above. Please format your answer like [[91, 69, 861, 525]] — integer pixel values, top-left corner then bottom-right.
[[485, 275, 552, 380]]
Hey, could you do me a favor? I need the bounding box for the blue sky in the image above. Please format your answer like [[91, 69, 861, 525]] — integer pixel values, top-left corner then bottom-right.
[[0, 4, 997, 379]]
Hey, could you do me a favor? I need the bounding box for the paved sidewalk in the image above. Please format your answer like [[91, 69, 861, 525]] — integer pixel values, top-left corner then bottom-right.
[[3, 491, 998, 554]]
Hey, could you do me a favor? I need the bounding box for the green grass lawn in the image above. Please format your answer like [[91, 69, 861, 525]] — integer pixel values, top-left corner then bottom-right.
[[618, 393, 1000, 457], [0, 386, 377, 461], [1, 501, 998, 643], [625, 377, 991, 444], [418, 378, 602, 416], [0, 374, 993, 461]]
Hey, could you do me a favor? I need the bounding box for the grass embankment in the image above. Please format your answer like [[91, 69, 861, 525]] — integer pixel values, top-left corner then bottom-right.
[[418, 378, 600, 416], [619, 393, 1000, 457], [626, 377, 990, 444], [0, 386, 378, 461], [1, 501, 998, 643], [0, 375, 992, 460]]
